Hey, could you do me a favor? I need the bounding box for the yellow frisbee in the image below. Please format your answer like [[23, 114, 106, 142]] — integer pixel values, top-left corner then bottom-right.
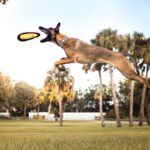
[[17, 32, 40, 41]]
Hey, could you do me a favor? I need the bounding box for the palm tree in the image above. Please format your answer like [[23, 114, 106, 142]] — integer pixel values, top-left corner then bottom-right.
[[93, 28, 122, 127], [116, 32, 148, 127], [43, 70, 59, 121], [139, 37, 150, 126], [117, 34, 136, 127], [94, 64, 105, 127], [56, 67, 75, 126], [46, 66, 75, 126], [44, 74, 59, 115], [144, 38, 150, 125], [129, 31, 149, 126]]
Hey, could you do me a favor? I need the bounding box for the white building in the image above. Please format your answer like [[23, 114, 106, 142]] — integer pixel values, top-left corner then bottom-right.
[[28, 112, 105, 121]]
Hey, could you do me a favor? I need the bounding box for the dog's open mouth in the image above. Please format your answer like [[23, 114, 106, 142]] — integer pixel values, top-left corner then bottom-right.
[[39, 26, 50, 43]]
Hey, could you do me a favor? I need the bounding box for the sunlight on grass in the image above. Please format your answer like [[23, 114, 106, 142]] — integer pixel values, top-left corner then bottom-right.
[[0, 120, 150, 150]]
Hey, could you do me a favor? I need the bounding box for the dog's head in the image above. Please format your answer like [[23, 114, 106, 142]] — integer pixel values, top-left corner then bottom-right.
[[39, 22, 61, 43]]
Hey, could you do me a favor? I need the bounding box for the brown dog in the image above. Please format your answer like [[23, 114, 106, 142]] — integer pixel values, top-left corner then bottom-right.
[[39, 22, 149, 88]]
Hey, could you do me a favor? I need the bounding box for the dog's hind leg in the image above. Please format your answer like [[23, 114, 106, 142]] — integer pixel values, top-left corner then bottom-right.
[[112, 53, 149, 87]]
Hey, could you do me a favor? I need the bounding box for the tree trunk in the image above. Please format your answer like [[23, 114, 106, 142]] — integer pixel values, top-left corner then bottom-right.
[[129, 80, 135, 127], [48, 101, 51, 114], [146, 102, 150, 125], [109, 65, 121, 127], [59, 100, 63, 126], [47, 101, 52, 121], [58, 83, 63, 126], [37, 104, 40, 120], [98, 70, 105, 127], [24, 105, 27, 118], [99, 99, 105, 127], [139, 85, 146, 126], [139, 65, 149, 126]]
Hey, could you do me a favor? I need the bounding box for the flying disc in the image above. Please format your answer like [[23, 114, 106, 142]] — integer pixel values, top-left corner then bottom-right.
[[17, 32, 40, 41]]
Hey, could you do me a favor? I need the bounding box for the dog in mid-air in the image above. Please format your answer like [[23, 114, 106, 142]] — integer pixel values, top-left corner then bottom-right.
[[39, 22, 149, 88]]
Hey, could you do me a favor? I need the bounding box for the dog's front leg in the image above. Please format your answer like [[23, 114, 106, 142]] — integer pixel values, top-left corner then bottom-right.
[[54, 57, 76, 67]]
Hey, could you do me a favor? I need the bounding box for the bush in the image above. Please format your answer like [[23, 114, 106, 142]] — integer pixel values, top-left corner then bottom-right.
[[105, 108, 126, 119]]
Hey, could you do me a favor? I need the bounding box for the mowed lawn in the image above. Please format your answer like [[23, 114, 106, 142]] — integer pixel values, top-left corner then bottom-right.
[[0, 120, 150, 150]]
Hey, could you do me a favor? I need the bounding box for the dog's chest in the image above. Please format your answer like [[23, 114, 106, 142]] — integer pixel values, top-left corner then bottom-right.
[[64, 47, 76, 58]]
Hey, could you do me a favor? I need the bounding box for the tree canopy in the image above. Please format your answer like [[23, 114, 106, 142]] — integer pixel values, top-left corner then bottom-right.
[[0, 73, 15, 111], [14, 81, 36, 117]]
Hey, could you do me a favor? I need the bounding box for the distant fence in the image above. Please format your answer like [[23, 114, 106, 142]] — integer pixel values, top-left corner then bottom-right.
[[28, 112, 105, 121]]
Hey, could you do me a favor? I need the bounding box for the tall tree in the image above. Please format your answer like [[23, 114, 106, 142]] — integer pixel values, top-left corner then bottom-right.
[[130, 31, 149, 126], [116, 32, 149, 126], [94, 65, 105, 127], [14, 82, 36, 117], [56, 67, 75, 126], [46, 66, 75, 126], [36, 89, 46, 119], [139, 37, 150, 126], [92, 28, 122, 127], [118, 34, 150, 126], [44, 72, 59, 115], [144, 38, 150, 125], [116, 33, 136, 127], [0, 73, 15, 112]]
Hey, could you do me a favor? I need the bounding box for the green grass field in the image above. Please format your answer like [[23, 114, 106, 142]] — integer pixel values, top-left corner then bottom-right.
[[0, 120, 150, 150]]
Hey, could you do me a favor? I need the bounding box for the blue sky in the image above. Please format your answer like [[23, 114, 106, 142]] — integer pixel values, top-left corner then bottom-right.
[[0, 0, 150, 90]]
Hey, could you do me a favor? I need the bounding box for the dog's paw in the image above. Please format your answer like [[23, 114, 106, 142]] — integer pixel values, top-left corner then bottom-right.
[[58, 65, 66, 72], [54, 64, 66, 72]]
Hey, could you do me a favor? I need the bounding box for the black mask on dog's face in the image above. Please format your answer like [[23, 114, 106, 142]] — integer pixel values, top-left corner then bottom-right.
[[39, 22, 60, 43]]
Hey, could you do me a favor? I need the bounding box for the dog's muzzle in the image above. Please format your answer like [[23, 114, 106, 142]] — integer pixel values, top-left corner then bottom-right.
[[39, 26, 50, 43]]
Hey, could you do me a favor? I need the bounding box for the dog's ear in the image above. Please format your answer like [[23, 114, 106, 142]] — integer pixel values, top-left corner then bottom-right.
[[56, 22, 61, 32]]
